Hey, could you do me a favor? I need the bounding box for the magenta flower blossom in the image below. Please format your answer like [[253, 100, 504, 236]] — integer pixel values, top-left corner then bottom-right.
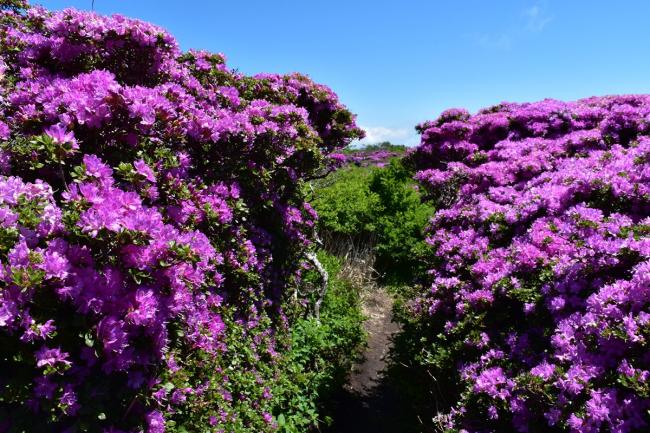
[[145, 410, 165, 433], [35, 346, 71, 369], [0, 121, 10, 140], [134, 159, 156, 182], [410, 95, 650, 432], [530, 361, 555, 380], [44, 124, 78, 149]]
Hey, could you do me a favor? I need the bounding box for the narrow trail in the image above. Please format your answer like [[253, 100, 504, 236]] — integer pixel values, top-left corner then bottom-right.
[[348, 288, 400, 395], [327, 287, 412, 433]]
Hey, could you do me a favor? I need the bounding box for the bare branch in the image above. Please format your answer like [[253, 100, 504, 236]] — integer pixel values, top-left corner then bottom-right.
[[305, 251, 328, 320]]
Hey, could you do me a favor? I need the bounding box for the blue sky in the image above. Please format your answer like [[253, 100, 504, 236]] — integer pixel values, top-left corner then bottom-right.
[[38, 0, 650, 146]]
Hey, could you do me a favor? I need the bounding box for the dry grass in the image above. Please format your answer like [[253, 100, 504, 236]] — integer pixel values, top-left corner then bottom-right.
[[321, 231, 379, 291]]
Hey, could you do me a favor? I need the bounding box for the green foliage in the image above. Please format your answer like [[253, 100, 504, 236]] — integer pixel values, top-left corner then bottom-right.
[[272, 253, 365, 432], [309, 157, 434, 283], [160, 252, 364, 433], [2, 134, 77, 172], [163, 312, 281, 433], [368, 159, 434, 282], [309, 166, 380, 236], [343, 141, 407, 154]]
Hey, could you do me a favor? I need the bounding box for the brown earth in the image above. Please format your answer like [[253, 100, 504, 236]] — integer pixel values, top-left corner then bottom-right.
[[326, 287, 419, 433], [347, 288, 400, 395]]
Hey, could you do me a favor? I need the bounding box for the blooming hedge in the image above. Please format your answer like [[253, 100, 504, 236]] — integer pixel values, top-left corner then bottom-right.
[[329, 149, 405, 168], [409, 96, 650, 433], [0, 2, 362, 432]]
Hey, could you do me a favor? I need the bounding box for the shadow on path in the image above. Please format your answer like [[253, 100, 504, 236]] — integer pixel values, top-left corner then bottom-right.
[[325, 289, 429, 433], [326, 375, 419, 433]]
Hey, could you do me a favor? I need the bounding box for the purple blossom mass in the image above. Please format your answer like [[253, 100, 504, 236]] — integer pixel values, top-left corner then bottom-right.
[[3, 1, 648, 432], [0, 1, 363, 432], [409, 96, 650, 433]]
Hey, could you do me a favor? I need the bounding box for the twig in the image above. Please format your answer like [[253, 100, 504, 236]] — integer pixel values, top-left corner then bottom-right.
[[305, 251, 328, 320], [305, 166, 335, 181], [122, 395, 138, 420]]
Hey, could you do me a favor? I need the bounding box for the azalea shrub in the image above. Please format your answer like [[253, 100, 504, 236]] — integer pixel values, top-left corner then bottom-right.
[[330, 142, 407, 168], [408, 96, 650, 432], [0, 2, 363, 432]]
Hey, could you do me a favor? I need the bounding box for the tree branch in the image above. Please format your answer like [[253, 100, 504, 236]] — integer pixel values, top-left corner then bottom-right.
[[305, 251, 328, 320]]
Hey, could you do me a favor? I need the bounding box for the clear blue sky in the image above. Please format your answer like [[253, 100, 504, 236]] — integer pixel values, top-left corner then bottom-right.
[[38, 0, 650, 146]]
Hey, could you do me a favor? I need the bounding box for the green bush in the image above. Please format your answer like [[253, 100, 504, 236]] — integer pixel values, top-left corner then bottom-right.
[[368, 159, 434, 283], [309, 156, 433, 283], [271, 253, 365, 432], [343, 141, 407, 154], [309, 166, 380, 236]]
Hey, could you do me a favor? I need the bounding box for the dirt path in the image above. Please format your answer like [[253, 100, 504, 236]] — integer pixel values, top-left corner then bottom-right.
[[347, 288, 400, 395], [326, 287, 412, 433]]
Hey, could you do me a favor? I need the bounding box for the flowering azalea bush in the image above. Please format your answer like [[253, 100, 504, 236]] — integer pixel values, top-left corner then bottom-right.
[[328, 142, 408, 169], [0, 2, 362, 432], [329, 149, 404, 168], [408, 96, 650, 432]]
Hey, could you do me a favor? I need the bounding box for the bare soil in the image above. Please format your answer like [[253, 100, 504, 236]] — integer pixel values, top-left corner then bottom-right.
[[347, 288, 400, 395], [326, 287, 416, 433]]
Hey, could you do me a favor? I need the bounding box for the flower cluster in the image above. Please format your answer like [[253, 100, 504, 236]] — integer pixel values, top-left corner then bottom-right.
[[0, 2, 362, 432], [330, 149, 405, 168], [409, 96, 650, 432]]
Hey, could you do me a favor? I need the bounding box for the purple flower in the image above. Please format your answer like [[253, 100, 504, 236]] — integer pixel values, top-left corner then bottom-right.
[[134, 159, 156, 182], [530, 361, 555, 380], [60, 384, 79, 415], [411, 95, 650, 431], [0, 121, 10, 140], [473, 367, 512, 400], [44, 124, 78, 149], [0, 2, 363, 430], [35, 346, 71, 369], [33, 376, 57, 399], [145, 410, 165, 433]]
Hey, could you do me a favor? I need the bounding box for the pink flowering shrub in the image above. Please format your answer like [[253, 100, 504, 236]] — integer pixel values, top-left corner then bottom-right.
[[408, 96, 650, 432], [0, 2, 362, 432], [339, 149, 404, 168], [328, 143, 408, 169]]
